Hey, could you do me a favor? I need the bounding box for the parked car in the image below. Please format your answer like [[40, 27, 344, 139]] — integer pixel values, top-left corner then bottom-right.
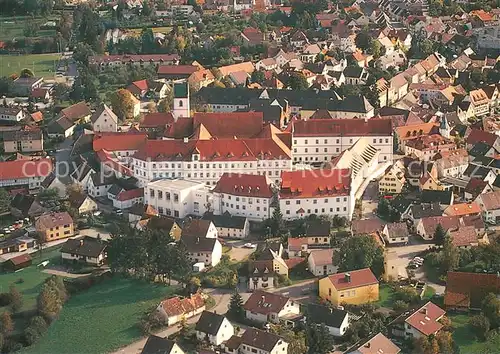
[[243, 243, 257, 248]]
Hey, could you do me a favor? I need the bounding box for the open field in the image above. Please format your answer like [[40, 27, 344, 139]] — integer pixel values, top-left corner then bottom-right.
[[451, 314, 500, 353], [0, 247, 61, 311], [25, 277, 178, 354], [0, 54, 61, 78], [0, 17, 57, 41]]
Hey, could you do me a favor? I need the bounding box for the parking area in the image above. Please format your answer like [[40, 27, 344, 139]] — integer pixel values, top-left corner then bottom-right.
[[226, 240, 256, 261]]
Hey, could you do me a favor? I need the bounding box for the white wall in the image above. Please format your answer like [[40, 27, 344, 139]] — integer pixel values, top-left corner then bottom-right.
[[195, 317, 234, 346], [280, 194, 353, 220]]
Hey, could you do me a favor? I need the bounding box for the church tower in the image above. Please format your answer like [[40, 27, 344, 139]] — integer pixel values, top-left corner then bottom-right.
[[439, 114, 451, 139], [173, 82, 190, 120]]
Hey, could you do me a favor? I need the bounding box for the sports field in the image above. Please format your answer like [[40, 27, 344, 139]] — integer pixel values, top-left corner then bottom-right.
[[0, 54, 61, 78]]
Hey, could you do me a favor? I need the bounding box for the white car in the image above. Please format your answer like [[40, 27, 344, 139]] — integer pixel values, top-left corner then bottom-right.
[[244, 243, 257, 248]]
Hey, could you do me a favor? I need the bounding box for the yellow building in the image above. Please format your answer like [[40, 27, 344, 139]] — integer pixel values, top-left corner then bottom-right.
[[319, 268, 379, 306], [35, 212, 74, 242]]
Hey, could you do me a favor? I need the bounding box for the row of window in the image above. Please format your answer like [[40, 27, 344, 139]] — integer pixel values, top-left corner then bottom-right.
[[224, 203, 267, 212], [157, 207, 180, 218], [285, 207, 347, 215], [293, 138, 390, 145], [149, 189, 179, 202], [285, 197, 348, 205], [224, 195, 267, 204], [136, 160, 289, 169]]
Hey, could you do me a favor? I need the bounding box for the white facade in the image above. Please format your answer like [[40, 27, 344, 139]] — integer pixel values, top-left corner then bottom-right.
[[215, 222, 250, 238], [92, 106, 118, 132], [245, 299, 301, 324], [132, 157, 292, 187], [240, 340, 289, 354], [308, 251, 338, 277], [195, 317, 234, 346], [186, 239, 222, 267], [144, 179, 213, 218], [212, 192, 273, 221], [61, 251, 105, 266], [292, 135, 393, 164], [0, 108, 24, 121], [87, 177, 115, 199], [280, 194, 354, 221]]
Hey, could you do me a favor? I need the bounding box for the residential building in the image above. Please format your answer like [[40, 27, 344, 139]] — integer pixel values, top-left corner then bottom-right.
[[444, 203, 481, 217], [0, 158, 53, 190], [343, 66, 369, 85], [351, 218, 386, 236], [140, 336, 185, 354], [212, 173, 275, 221], [475, 190, 500, 224], [243, 290, 301, 325], [182, 219, 217, 239], [181, 236, 222, 267], [145, 179, 212, 218], [41, 172, 66, 198], [248, 264, 276, 291], [290, 118, 393, 164], [72, 194, 98, 214], [91, 104, 118, 132], [421, 190, 454, 206], [319, 268, 379, 306], [444, 271, 500, 310], [89, 54, 180, 71], [10, 194, 45, 218], [3, 129, 43, 153], [202, 212, 250, 239], [156, 293, 205, 326], [346, 333, 401, 354], [306, 304, 349, 337], [144, 216, 182, 240], [111, 187, 144, 210], [415, 215, 485, 240], [195, 311, 234, 346], [59, 101, 92, 123], [389, 301, 446, 340], [12, 77, 43, 96], [308, 249, 337, 276], [404, 135, 456, 162], [239, 328, 288, 354], [382, 222, 409, 245], [60, 237, 107, 266], [379, 160, 406, 194], [0, 107, 25, 121], [47, 116, 76, 138], [87, 172, 116, 199], [448, 226, 487, 249], [279, 169, 354, 221], [131, 139, 291, 187], [35, 212, 74, 242]]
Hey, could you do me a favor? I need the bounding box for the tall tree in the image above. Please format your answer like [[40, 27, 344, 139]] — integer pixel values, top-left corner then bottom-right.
[[433, 224, 447, 246], [355, 31, 372, 52], [20, 68, 34, 78], [306, 323, 334, 354], [9, 285, 23, 313], [270, 205, 285, 237], [333, 234, 384, 277], [482, 292, 500, 328], [288, 72, 309, 90], [270, 324, 307, 354], [228, 291, 245, 321], [441, 233, 459, 273], [0, 311, 13, 335], [37, 282, 63, 322], [111, 89, 136, 120], [0, 188, 12, 213], [470, 315, 490, 341]]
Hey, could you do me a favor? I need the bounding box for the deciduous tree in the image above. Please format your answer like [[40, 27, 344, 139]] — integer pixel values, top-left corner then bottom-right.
[[334, 234, 384, 277], [9, 285, 23, 313], [111, 89, 136, 120], [306, 323, 333, 354], [482, 292, 500, 328], [0, 311, 13, 335], [470, 314, 490, 341]]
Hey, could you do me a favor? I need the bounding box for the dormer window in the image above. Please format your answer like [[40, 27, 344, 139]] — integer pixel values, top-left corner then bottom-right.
[[179, 100, 183, 107]]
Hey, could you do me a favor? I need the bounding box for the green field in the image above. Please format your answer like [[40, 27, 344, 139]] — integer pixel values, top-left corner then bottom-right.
[[0, 17, 57, 41], [0, 54, 61, 78], [0, 247, 61, 311], [450, 314, 500, 353], [26, 277, 178, 354]]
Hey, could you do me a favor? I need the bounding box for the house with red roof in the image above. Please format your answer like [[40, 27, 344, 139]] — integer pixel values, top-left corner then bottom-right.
[[156, 293, 205, 326], [389, 301, 446, 340], [0, 158, 53, 190], [212, 173, 274, 221], [92, 131, 148, 160], [243, 290, 300, 324], [110, 187, 144, 210], [279, 168, 354, 220], [319, 268, 379, 306], [444, 271, 500, 310]]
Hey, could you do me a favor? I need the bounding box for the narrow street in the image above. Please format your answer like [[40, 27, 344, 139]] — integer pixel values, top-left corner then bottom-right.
[[54, 137, 74, 184]]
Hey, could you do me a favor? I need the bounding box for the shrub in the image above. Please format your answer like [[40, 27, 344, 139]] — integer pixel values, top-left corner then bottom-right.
[[276, 274, 292, 287], [470, 315, 490, 341], [24, 326, 41, 346], [29, 316, 48, 334], [393, 286, 419, 304], [393, 300, 409, 312], [0, 293, 11, 307]]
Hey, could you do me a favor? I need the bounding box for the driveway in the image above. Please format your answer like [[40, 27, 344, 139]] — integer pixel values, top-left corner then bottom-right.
[[226, 240, 256, 261], [270, 279, 318, 303]]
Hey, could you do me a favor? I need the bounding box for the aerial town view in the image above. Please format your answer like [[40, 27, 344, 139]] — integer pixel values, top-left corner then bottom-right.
[[0, 0, 500, 353]]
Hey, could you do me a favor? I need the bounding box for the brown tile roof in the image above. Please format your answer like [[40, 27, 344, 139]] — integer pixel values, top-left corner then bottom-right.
[[182, 219, 213, 238], [466, 129, 498, 146], [30, 111, 43, 122], [354, 333, 401, 354], [351, 218, 385, 235], [444, 203, 481, 216], [218, 62, 255, 77], [288, 237, 307, 251], [465, 177, 488, 196], [157, 64, 199, 76], [309, 249, 334, 266], [478, 191, 500, 210], [241, 327, 284, 352], [160, 293, 204, 317], [243, 290, 289, 314], [448, 226, 478, 247], [280, 169, 351, 199], [326, 268, 378, 291], [292, 119, 392, 137], [92, 132, 147, 152], [35, 212, 73, 230], [140, 112, 175, 128], [60, 101, 91, 122], [193, 111, 264, 138], [444, 271, 500, 309], [213, 173, 273, 198]]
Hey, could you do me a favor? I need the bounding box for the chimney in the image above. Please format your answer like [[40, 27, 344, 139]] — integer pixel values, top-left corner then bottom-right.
[[80, 239, 84, 246], [197, 237, 200, 243], [345, 273, 351, 282], [421, 307, 428, 315]]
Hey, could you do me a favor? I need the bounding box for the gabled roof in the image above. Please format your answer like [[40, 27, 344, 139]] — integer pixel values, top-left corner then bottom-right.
[[420, 190, 453, 205], [444, 271, 500, 309], [35, 212, 73, 230], [411, 202, 443, 219], [90, 104, 118, 124], [195, 311, 226, 336], [351, 218, 385, 235], [326, 268, 378, 291], [60, 101, 91, 122], [182, 219, 213, 238], [350, 333, 401, 354], [307, 303, 348, 328], [444, 203, 480, 216], [448, 226, 478, 247], [466, 129, 497, 146], [304, 220, 331, 236], [61, 236, 106, 258], [280, 169, 351, 199], [181, 236, 217, 253], [292, 118, 392, 137], [159, 294, 204, 318], [0, 159, 53, 181], [405, 301, 445, 336], [308, 249, 334, 266], [92, 132, 147, 152], [140, 112, 175, 128], [478, 190, 500, 210], [141, 335, 178, 354], [202, 212, 247, 230], [465, 178, 489, 197], [243, 290, 289, 315], [213, 173, 273, 198], [240, 327, 284, 352]]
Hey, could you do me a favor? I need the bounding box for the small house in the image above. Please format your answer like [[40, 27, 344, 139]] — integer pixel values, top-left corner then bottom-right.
[[195, 311, 234, 346], [243, 290, 301, 325], [4, 254, 32, 271], [306, 303, 349, 337], [156, 293, 205, 326], [60, 236, 107, 266], [319, 268, 379, 306]]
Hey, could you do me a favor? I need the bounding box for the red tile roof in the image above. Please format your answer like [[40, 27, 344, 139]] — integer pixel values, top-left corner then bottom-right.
[[405, 301, 445, 336], [0, 159, 53, 181], [60, 101, 91, 121], [326, 268, 378, 290], [448, 226, 478, 247], [213, 173, 273, 198], [465, 177, 488, 196], [8, 253, 32, 266], [355, 333, 401, 354], [444, 203, 481, 216], [243, 290, 289, 314], [131, 79, 148, 91], [287, 237, 307, 251], [140, 112, 175, 128], [160, 293, 204, 317], [116, 188, 144, 201], [292, 119, 392, 137], [444, 271, 500, 309], [193, 112, 264, 138], [96, 149, 133, 176], [93, 132, 147, 152], [280, 169, 351, 199], [35, 212, 73, 230], [30, 111, 43, 122]]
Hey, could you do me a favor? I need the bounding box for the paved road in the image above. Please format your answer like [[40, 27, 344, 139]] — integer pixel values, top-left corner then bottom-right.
[[270, 279, 318, 303], [55, 137, 75, 184]]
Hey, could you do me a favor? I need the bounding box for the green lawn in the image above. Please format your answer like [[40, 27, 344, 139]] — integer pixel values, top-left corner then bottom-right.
[[0, 17, 57, 41], [0, 54, 61, 78], [450, 314, 500, 353], [0, 247, 62, 311], [422, 285, 436, 300], [25, 277, 178, 354], [377, 284, 395, 308]]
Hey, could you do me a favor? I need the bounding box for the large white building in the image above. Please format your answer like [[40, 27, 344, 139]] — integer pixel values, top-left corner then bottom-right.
[[131, 139, 292, 187], [144, 179, 213, 219], [211, 173, 275, 221], [279, 168, 355, 220], [0, 159, 53, 190], [290, 118, 393, 164]]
